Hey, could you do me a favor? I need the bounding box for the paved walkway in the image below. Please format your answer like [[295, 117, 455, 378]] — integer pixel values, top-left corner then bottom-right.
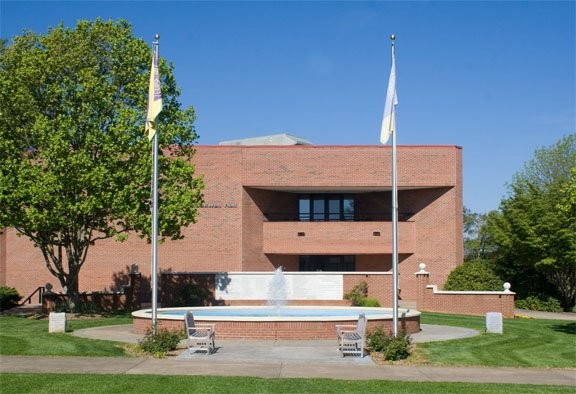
[[1, 309, 574, 386], [2, 354, 575, 385], [67, 323, 479, 367], [70, 322, 481, 346]]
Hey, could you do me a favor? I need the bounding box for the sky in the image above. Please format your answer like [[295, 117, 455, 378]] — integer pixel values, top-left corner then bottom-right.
[[1, 1, 574, 214]]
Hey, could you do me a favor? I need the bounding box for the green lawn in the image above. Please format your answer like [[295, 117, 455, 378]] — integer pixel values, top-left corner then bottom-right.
[[1, 312, 574, 369], [1, 313, 574, 392], [419, 313, 576, 368], [1, 373, 574, 394], [0, 315, 132, 356]]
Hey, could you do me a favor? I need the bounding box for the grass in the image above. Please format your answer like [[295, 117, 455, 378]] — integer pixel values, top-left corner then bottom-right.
[[0, 314, 132, 356], [0, 313, 574, 392], [1, 312, 574, 369], [0, 373, 574, 393], [419, 312, 576, 368]]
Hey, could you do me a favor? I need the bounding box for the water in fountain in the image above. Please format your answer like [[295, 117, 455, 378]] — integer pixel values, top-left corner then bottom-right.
[[267, 266, 287, 311]]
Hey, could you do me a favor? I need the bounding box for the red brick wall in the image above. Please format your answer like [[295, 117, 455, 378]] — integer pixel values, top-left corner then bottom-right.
[[0, 230, 6, 287], [343, 274, 394, 305], [3, 228, 57, 297], [2, 145, 463, 305], [268, 255, 299, 271], [416, 272, 515, 318], [262, 221, 415, 254], [133, 315, 421, 339], [356, 255, 391, 272], [241, 145, 460, 188]]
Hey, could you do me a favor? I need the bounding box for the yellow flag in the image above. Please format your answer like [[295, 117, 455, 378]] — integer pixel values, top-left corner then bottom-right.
[[146, 48, 162, 141]]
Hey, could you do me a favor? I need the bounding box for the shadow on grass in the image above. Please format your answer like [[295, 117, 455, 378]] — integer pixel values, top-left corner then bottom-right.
[[551, 322, 576, 335]]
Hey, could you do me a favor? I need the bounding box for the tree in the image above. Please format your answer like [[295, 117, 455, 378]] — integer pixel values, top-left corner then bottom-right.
[[0, 20, 204, 309], [557, 167, 576, 216], [487, 134, 576, 311], [463, 207, 495, 261]]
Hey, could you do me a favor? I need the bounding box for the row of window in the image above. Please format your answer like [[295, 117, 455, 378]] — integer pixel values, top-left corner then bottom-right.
[[299, 255, 355, 271], [298, 194, 354, 222], [299, 195, 358, 271]]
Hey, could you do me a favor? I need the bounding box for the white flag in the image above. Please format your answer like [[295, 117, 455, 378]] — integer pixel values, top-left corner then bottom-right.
[[380, 45, 398, 144]]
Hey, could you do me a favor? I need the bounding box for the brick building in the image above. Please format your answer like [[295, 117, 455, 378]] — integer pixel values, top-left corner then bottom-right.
[[0, 136, 463, 306]]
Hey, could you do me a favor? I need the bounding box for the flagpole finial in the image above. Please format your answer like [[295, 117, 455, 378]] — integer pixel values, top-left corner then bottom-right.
[[390, 34, 395, 41]]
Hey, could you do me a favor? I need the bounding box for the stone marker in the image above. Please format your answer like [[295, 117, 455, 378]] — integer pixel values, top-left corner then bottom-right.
[[486, 312, 503, 334], [49, 312, 67, 333]]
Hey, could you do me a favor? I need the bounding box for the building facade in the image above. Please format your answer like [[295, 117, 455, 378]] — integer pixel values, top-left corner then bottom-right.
[[1, 143, 463, 306]]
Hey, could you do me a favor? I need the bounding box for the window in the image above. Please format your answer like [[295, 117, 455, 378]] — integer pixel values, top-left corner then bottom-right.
[[312, 195, 325, 221], [328, 196, 340, 221], [299, 198, 310, 221], [299, 255, 355, 271], [298, 194, 354, 221], [343, 198, 354, 221]]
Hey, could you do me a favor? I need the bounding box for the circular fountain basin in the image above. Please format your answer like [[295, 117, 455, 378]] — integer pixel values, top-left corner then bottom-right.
[[132, 306, 421, 340]]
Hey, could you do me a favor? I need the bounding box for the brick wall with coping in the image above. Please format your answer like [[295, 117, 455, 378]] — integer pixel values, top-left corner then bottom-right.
[[415, 266, 515, 318]]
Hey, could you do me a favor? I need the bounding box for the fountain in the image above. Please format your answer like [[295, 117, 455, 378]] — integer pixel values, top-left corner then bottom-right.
[[132, 305, 421, 339], [267, 266, 287, 310], [131, 267, 421, 339]]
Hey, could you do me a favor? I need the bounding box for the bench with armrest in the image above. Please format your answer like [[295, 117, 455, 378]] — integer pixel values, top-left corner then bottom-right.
[[335, 313, 366, 357], [185, 311, 215, 354]]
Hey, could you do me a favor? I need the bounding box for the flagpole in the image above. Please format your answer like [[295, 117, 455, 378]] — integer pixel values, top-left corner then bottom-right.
[[379, 33, 399, 336], [150, 34, 160, 335], [390, 34, 399, 337]]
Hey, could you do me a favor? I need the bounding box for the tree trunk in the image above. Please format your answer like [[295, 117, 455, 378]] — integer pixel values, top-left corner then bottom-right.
[[547, 268, 576, 312], [38, 238, 87, 313], [66, 268, 80, 312]]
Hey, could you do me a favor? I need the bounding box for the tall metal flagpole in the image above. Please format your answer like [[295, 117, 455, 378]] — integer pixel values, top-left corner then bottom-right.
[[389, 34, 399, 337], [390, 34, 398, 337], [150, 34, 160, 335], [380, 34, 399, 336], [391, 123, 399, 326]]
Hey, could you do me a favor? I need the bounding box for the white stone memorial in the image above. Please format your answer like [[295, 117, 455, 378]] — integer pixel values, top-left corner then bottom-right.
[[49, 312, 67, 333], [485, 312, 503, 334], [215, 272, 343, 301]]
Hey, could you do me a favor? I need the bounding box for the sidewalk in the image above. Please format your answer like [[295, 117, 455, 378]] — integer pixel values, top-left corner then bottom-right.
[[68, 323, 479, 367], [514, 309, 576, 321], [1, 354, 574, 386]]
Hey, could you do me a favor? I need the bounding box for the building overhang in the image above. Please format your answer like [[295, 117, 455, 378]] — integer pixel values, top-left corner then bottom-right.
[[245, 186, 439, 193]]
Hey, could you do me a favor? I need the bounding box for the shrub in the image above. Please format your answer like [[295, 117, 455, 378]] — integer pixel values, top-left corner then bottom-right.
[[0, 286, 22, 311], [360, 297, 381, 307], [516, 295, 563, 312], [443, 259, 503, 291], [138, 328, 184, 357], [344, 282, 368, 306], [366, 326, 412, 361], [344, 282, 381, 307], [75, 300, 98, 315]]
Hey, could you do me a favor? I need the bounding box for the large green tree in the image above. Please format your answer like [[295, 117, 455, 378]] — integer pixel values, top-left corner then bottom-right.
[[487, 134, 575, 310], [0, 20, 204, 308], [463, 207, 495, 261], [558, 167, 576, 216]]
